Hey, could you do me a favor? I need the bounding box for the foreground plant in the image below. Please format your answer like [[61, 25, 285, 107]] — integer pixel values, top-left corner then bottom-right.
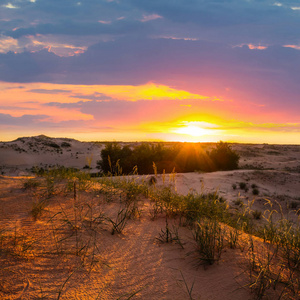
[[192, 218, 225, 265]]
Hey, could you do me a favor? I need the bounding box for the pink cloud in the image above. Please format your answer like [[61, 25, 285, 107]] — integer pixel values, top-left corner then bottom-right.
[[140, 14, 163, 22]]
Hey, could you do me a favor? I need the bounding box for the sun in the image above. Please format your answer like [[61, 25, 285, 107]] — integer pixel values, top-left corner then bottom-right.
[[173, 121, 218, 137], [174, 125, 211, 137]]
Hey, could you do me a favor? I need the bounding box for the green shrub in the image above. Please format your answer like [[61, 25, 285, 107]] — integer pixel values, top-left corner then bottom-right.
[[239, 182, 247, 190], [208, 142, 240, 171], [193, 218, 225, 265], [97, 141, 240, 175]]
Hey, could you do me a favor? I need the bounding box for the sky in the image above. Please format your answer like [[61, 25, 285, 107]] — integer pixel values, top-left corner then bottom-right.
[[0, 0, 300, 144]]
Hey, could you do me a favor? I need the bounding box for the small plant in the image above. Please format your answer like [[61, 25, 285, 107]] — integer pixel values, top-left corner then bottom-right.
[[156, 219, 184, 248], [179, 270, 195, 300], [31, 199, 47, 220], [24, 178, 40, 189], [252, 188, 259, 195], [251, 184, 258, 189], [149, 200, 162, 220], [227, 227, 240, 249], [232, 183, 237, 190], [157, 218, 173, 244], [246, 239, 279, 300], [192, 218, 225, 265], [252, 210, 262, 220], [289, 201, 298, 209], [218, 196, 226, 203], [239, 182, 247, 190], [107, 206, 130, 235], [233, 199, 244, 207], [149, 175, 157, 186]]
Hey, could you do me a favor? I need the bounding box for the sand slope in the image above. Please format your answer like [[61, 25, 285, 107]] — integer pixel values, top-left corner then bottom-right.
[[0, 176, 252, 300]]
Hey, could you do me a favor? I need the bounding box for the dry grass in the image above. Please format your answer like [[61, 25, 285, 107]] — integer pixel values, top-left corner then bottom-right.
[[0, 169, 299, 299]]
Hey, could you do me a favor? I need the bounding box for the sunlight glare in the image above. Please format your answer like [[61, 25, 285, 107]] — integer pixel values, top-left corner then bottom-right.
[[174, 123, 213, 137]]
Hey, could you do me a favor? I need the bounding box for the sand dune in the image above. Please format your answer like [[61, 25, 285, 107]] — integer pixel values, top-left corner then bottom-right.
[[0, 136, 300, 299]]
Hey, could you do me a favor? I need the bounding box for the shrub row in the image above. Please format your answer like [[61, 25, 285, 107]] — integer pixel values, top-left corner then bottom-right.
[[98, 141, 239, 175]]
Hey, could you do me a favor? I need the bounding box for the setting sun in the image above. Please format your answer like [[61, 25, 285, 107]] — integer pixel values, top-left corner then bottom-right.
[[175, 125, 210, 137], [173, 121, 217, 138]]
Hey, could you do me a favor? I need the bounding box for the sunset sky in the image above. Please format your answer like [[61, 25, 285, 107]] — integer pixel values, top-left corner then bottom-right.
[[0, 0, 299, 144]]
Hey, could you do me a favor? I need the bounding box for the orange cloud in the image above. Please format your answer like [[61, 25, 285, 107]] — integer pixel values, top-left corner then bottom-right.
[[283, 45, 300, 50]]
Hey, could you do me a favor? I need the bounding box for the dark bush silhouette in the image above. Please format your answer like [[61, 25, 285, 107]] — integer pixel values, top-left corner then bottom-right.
[[61, 142, 71, 148], [97, 141, 239, 175], [98, 143, 133, 174], [208, 142, 240, 170]]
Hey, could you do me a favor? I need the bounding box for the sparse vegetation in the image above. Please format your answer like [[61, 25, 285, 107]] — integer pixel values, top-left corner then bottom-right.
[[239, 182, 247, 190], [192, 218, 225, 265], [233, 198, 244, 207], [23, 178, 40, 189], [1, 153, 300, 299], [98, 141, 240, 174]]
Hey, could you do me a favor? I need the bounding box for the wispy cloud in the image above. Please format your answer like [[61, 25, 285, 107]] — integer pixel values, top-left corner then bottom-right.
[[234, 44, 268, 50], [283, 44, 300, 50], [28, 89, 72, 94], [140, 14, 163, 22], [0, 35, 19, 53], [2, 3, 19, 9]]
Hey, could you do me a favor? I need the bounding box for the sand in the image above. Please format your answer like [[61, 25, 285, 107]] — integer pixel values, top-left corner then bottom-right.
[[0, 136, 300, 299]]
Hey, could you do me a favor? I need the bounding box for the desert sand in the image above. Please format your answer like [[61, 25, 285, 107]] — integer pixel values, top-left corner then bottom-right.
[[0, 136, 300, 299]]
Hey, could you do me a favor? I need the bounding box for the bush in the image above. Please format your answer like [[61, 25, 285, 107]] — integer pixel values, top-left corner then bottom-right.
[[208, 142, 240, 171], [45, 142, 60, 149], [61, 142, 71, 148], [97, 141, 240, 175], [239, 182, 247, 190]]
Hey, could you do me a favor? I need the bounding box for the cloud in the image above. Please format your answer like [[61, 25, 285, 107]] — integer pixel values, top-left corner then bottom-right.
[[140, 14, 163, 22], [1, 38, 299, 104], [0, 49, 63, 82], [0, 106, 37, 111], [2, 3, 19, 9], [5, 19, 151, 39], [29, 89, 72, 94], [0, 0, 299, 127], [130, 0, 300, 45], [45, 101, 85, 109], [234, 44, 268, 50], [0, 113, 48, 125], [70, 92, 113, 101], [283, 44, 300, 50], [220, 121, 300, 133], [0, 35, 19, 53]]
